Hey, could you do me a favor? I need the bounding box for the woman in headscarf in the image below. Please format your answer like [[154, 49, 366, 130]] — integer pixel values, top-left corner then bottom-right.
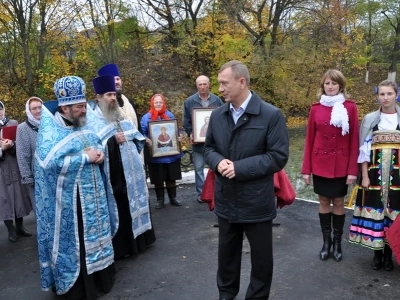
[[16, 97, 43, 210], [301, 70, 359, 262], [0, 101, 33, 242], [140, 94, 183, 209]]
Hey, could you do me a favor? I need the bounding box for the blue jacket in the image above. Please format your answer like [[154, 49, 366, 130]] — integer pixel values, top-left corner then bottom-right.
[[183, 92, 223, 152], [141, 111, 183, 163]]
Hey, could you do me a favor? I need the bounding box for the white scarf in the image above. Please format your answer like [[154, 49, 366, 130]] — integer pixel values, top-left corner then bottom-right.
[[26, 97, 43, 128], [0, 101, 6, 126], [320, 93, 349, 135]]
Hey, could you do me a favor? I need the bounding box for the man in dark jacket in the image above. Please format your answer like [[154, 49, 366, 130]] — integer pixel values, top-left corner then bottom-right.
[[204, 60, 289, 300], [183, 75, 224, 202]]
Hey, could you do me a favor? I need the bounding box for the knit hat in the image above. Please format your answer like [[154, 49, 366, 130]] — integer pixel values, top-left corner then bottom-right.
[[54, 76, 87, 106], [97, 63, 120, 77], [92, 75, 116, 95]]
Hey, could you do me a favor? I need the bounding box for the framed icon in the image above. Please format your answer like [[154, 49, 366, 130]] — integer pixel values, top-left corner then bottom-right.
[[192, 107, 215, 143], [148, 119, 181, 157]]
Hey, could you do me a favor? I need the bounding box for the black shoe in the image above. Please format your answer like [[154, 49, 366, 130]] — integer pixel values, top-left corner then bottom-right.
[[384, 258, 394, 271], [383, 244, 394, 271], [8, 231, 18, 243], [6, 224, 18, 242], [197, 196, 204, 203], [155, 200, 164, 209], [170, 199, 182, 206], [332, 238, 342, 262], [16, 225, 32, 237], [372, 250, 383, 270]]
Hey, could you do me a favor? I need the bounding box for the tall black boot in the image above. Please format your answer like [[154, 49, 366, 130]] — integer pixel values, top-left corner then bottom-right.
[[154, 187, 165, 209], [15, 217, 32, 237], [319, 213, 332, 261], [4, 220, 18, 242], [332, 214, 345, 262], [372, 249, 383, 270], [167, 186, 182, 206], [383, 244, 394, 271]]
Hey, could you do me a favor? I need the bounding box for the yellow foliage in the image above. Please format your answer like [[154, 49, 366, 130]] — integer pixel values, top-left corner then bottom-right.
[[286, 117, 308, 127]]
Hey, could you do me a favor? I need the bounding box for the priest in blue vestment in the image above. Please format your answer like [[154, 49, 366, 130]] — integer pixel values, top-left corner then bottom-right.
[[34, 76, 116, 299], [89, 74, 155, 260]]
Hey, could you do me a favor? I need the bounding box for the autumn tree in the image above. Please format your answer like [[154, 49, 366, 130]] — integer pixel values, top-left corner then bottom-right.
[[73, 0, 132, 64], [219, 0, 307, 60], [381, 1, 400, 81], [354, 0, 381, 83], [0, 0, 85, 118]]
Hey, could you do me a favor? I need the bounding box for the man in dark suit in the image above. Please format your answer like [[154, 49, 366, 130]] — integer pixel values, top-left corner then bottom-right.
[[204, 60, 289, 300]]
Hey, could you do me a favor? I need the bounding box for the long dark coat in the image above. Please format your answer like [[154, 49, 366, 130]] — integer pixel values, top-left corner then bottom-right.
[[0, 120, 32, 220], [204, 92, 289, 223]]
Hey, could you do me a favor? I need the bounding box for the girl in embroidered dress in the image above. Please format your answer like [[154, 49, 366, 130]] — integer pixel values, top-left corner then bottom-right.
[[349, 80, 400, 271], [302, 70, 359, 262]]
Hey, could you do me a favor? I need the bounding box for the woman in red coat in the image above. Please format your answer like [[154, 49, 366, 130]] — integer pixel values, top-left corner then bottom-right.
[[302, 69, 359, 262]]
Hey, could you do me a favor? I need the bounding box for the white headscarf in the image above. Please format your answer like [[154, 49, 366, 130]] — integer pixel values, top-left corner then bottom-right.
[[320, 93, 349, 136], [0, 101, 6, 125], [26, 97, 43, 128]]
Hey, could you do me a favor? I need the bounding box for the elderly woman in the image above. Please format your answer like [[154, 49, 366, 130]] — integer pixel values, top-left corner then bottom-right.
[[140, 94, 183, 209], [302, 70, 359, 262], [349, 80, 400, 271], [0, 101, 33, 242], [16, 97, 43, 210]]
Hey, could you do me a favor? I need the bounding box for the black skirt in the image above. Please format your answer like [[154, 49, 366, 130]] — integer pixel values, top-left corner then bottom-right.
[[148, 159, 182, 184], [313, 175, 348, 198]]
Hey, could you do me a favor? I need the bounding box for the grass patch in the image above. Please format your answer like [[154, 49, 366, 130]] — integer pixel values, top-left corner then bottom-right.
[[287, 126, 356, 205]]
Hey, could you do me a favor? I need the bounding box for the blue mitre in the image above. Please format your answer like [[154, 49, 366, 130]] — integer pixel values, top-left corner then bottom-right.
[[54, 76, 87, 106]]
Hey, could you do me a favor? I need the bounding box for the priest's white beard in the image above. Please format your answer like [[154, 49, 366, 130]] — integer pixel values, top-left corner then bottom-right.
[[98, 100, 123, 122]]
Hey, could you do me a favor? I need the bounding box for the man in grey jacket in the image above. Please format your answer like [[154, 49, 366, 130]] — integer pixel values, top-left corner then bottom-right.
[[183, 75, 223, 202], [204, 61, 289, 300]]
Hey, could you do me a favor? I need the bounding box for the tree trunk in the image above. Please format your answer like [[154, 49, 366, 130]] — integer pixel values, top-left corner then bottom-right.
[[365, 61, 370, 84], [387, 23, 400, 81]]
